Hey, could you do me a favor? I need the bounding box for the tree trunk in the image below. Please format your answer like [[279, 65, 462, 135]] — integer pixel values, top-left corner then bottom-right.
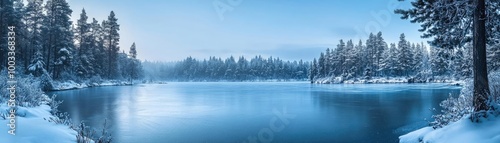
[[472, 0, 490, 120]]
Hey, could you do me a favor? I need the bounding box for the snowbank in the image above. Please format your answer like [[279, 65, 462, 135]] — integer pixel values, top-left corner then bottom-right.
[[0, 105, 76, 143], [400, 115, 500, 143]]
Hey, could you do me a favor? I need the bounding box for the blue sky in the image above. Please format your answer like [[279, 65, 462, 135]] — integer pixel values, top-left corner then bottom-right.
[[68, 0, 425, 62]]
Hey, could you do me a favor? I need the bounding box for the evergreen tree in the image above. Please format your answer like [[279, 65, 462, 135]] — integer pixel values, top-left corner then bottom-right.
[[25, 0, 45, 76], [397, 33, 412, 76], [344, 39, 356, 78], [129, 42, 137, 59], [374, 32, 387, 76], [42, 0, 74, 80], [354, 40, 365, 76], [0, 0, 16, 70], [90, 18, 105, 77], [318, 52, 326, 77], [430, 46, 449, 76], [365, 33, 376, 72], [309, 58, 318, 83], [75, 8, 94, 78], [396, 0, 500, 118], [102, 11, 120, 79]]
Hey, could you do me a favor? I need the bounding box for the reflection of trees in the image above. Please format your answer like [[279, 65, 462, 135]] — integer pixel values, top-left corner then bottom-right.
[[53, 86, 129, 138], [309, 87, 459, 142]]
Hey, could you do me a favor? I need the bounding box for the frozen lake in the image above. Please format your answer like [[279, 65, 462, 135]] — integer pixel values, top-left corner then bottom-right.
[[52, 82, 461, 143]]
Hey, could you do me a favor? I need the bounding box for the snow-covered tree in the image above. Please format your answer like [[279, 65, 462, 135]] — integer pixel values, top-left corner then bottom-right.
[[102, 11, 120, 79], [42, 0, 74, 80], [344, 40, 357, 78], [24, 0, 45, 75], [396, 0, 500, 118], [90, 18, 106, 77], [453, 44, 473, 79], [430, 46, 449, 77], [397, 33, 412, 76], [309, 58, 318, 82], [365, 33, 376, 73], [374, 32, 387, 76], [381, 43, 398, 76], [412, 43, 425, 75], [318, 52, 326, 77], [74, 8, 94, 78], [0, 0, 16, 70]]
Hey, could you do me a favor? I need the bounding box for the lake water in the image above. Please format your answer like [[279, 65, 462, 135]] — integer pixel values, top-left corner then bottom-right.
[[52, 82, 461, 143]]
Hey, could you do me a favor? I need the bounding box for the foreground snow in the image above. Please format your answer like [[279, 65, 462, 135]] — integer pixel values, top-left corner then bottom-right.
[[400, 114, 500, 143], [0, 105, 76, 143]]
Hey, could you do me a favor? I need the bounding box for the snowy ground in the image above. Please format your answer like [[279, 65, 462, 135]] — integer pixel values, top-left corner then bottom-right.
[[0, 104, 76, 143], [400, 114, 500, 143]]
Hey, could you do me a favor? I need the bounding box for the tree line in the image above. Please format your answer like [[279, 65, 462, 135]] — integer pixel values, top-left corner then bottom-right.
[[143, 56, 309, 81], [309, 32, 500, 83], [0, 0, 142, 81]]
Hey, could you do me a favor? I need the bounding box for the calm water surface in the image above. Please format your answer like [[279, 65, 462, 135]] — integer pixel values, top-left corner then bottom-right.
[[52, 82, 461, 143]]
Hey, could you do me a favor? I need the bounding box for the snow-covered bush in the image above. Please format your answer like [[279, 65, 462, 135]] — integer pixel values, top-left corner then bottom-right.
[[88, 75, 103, 85], [431, 71, 500, 129], [75, 119, 112, 143], [40, 71, 54, 91], [47, 94, 63, 115], [0, 71, 48, 107], [430, 82, 473, 129]]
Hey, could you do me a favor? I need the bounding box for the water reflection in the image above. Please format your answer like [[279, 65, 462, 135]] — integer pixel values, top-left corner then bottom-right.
[[309, 84, 460, 142], [51, 83, 460, 143]]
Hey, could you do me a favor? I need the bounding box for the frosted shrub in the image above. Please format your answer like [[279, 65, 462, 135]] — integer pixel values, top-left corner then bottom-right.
[[40, 71, 54, 91], [430, 80, 473, 129], [75, 119, 112, 143], [88, 75, 103, 85], [431, 71, 500, 129], [0, 71, 48, 107]]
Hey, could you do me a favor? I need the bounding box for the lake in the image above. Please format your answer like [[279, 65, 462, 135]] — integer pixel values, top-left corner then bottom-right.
[[51, 82, 461, 143]]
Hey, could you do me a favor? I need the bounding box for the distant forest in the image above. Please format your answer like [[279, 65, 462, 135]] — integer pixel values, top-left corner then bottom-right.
[[143, 56, 309, 81], [309, 32, 500, 83]]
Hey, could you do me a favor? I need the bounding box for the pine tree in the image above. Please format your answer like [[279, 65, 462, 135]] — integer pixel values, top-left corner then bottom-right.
[[396, 0, 500, 118], [75, 8, 94, 78], [90, 18, 105, 77], [430, 46, 449, 76], [412, 43, 425, 76], [129, 42, 137, 59], [0, 0, 16, 70], [354, 40, 365, 76], [334, 40, 346, 76], [344, 39, 356, 78], [309, 58, 318, 83], [12, 0, 29, 71], [397, 33, 412, 76], [42, 0, 74, 80], [381, 43, 398, 76], [374, 32, 387, 76], [25, 0, 45, 76], [317, 52, 326, 77], [365, 33, 375, 73], [102, 11, 120, 79]]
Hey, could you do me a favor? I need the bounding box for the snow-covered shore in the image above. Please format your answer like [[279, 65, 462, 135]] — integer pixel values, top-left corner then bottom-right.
[[0, 105, 77, 143], [312, 76, 465, 85], [51, 80, 132, 91], [400, 114, 500, 143]]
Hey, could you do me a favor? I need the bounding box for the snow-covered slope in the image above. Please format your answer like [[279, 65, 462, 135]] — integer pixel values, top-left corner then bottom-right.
[[400, 115, 500, 143], [0, 105, 76, 143]]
